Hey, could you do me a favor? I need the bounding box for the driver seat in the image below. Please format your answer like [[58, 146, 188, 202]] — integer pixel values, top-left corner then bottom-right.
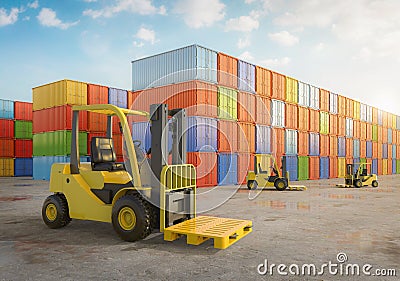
[[91, 137, 125, 172]]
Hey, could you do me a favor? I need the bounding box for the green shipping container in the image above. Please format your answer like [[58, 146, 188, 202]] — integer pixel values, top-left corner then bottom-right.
[[320, 111, 329, 135], [14, 120, 32, 139], [372, 124, 378, 142], [298, 156, 309, 180], [33, 130, 87, 156], [360, 158, 366, 164], [397, 160, 400, 174], [217, 86, 237, 120]]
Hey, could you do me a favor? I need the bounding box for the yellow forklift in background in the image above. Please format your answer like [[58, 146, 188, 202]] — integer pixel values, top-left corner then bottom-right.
[[42, 104, 252, 249], [336, 162, 378, 188]]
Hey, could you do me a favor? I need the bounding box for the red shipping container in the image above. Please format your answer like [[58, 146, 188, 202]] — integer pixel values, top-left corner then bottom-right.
[[0, 119, 14, 138], [218, 53, 238, 89], [338, 116, 346, 136], [238, 122, 255, 153], [238, 153, 254, 185], [329, 157, 338, 178], [319, 89, 329, 112], [329, 135, 338, 156], [372, 107, 378, 124], [256, 66, 272, 97], [271, 71, 285, 100], [88, 112, 108, 133], [285, 103, 298, 130], [238, 91, 256, 123], [388, 159, 392, 175], [388, 145, 392, 160], [320, 134, 330, 156], [298, 106, 309, 131], [360, 140, 366, 158], [329, 114, 338, 135], [353, 120, 361, 139], [309, 109, 320, 132], [346, 138, 353, 158], [377, 159, 383, 175], [337, 95, 346, 116], [87, 132, 107, 155], [0, 139, 14, 157], [255, 96, 271, 125], [366, 123, 372, 140], [309, 156, 320, 180], [187, 152, 218, 187], [274, 128, 285, 158], [87, 84, 108, 105], [381, 127, 387, 143], [127, 91, 135, 109], [14, 101, 33, 121], [372, 142, 378, 158], [14, 139, 33, 158], [298, 131, 309, 156], [345, 98, 354, 118], [218, 120, 238, 152], [112, 134, 123, 157]]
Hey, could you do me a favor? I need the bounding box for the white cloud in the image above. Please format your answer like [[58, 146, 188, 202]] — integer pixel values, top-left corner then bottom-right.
[[225, 14, 259, 32], [84, 0, 98, 2], [83, 0, 166, 18], [268, 30, 299, 46], [37, 8, 79, 30], [174, 0, 225, 29], [28, 1, 39, 9], [237, 37, 251, 49], [0, 7, 20, 27], [260, 57, 291, 68], [238, 51, 254, 61], [135, 27, 156, 44]]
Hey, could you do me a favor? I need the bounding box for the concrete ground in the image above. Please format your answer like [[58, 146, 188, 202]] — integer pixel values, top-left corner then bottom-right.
[[0, 176, 399, 281]]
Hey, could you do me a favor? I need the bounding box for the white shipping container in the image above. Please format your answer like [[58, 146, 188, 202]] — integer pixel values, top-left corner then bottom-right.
[[285, 129, 298, 155], [131, 45, 217, 91], [366, 105, 373, 123], [309, 85, 319, 109], [329, 92, 338, 114], [360, 103, 367, 122], [271, 99, 285, 128], [298, 81, 310, 107], [346, 117, 353, 138]]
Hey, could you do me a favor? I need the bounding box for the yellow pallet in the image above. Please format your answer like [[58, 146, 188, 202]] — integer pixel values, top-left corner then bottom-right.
[[164, 216, 252, 249], [287, 185, 307, 191]]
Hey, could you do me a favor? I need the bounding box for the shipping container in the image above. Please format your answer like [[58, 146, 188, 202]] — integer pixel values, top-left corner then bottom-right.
[[218, 86, 238, 120], [329, 92, 338, 114], [108, 88, 127, 109], [217, 153, 238, 185], [238, 153, 254, 184], [255, 96, 271, 125], [87, 84, 108, 105], [238, 122, 255, 153], [218, 120, 238, 152], [238, 60, 256, 93], [372, 125, 378, 142], [353, 139, 360, 158], [353, 120, 361, 139], [320, 134, 329, 156], [0, 139, 14, 157], [309, 109, 320, 132], [337, 95, 346, 116], [131, 121, 152, 153], [377, 142, 382, 160], [319, 157, 329, 179], [360, 122, 367, 140], [382, 159, 388, 175], [187, 152, 217, 187], [391, 114, 397, 129], [372, 142, 378, 159], [255, 125, 272, 154], [319, 89, 329, 112], [388, 145, 392, 160], [111, 134, 123, 157], [397, 116, 400, 130], [329, 157, 338, 178], [0, 99, 14, 119], [271, 72, 285, 100], [131, 45, 217, 91], [309, 156, 319, 180], [366, 123, 372, 140], [33, 156, 89, 180], [345, 98, 354, 118], [298, 106, 309, 131], [382, 143, 388, 159], [392, 144, 397, 159], [380, 126, 387, 143], [0, 119, 14, 138], [0, 158, 14, 176], [382, 111, 388, 128], [187, 116, 218, 152], [286, 77, 298, 104], [329, 114, 338, 135], [297, 156, 309, 180], [298, 81, 310, 107], [255, 66, 272, 97], [87, 112, 107, 132], [237, 91, 256, 122], [274, 128, 285, 158], [127, 91, 135, 110], [320, 111, 329, 135], [309, 133, 319, 156], [377, 110, 383, 126], [388, 128, 392, 144], [366, 105, 373, 123], [282, 155, 298, 181], [392, 159, 396, 175], [345, 118, 353, 138], [285, 103, 298, 129], [271, 99, 285, 128], [371, 159, 378, 175], [14, 158, 32, 177], [218, 53, 238, 89], [309, 86, 319, 109], [372, 107, 378, 124], [329, 135, 338, 156], [338, 116, 346, 136], [360, 103, 367, 122], [285, 129, 297, 155], [360, 140, 366, 158], [14, 101, 32, 120], [338, 136, 346, 157], [353, 158, 361, 174], [14, 120, 32, 139], [338, 157, 346, 177], [298, 131, 309, 156], [353, 101, 361, 120], [398, 159, 400, 174], [33, 80, 87, 111], [346, 138, 353, 158], [14, 139, 33, 158], [33, 131, 87, 156]]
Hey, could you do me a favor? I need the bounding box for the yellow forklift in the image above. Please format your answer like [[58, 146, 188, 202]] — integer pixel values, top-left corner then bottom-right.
[[246, 154, 306, 191], [336, 162, 378, 188], [42, 104, 252, 249]]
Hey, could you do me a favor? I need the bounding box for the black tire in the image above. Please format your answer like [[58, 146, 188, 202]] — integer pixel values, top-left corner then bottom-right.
[[247, 180, 258, 190], [274, 178, 287, 191], [112, 193, 151, 242], [354, 179, 362, 188], [42, 194, 71, 229], [372, 180, 378, 188]]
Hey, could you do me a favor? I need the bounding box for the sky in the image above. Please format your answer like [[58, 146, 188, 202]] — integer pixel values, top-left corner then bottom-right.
[[0, 0, 399, 115]]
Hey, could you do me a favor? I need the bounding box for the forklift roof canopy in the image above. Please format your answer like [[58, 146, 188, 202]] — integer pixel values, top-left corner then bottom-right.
[[72, 104, 149, 118]]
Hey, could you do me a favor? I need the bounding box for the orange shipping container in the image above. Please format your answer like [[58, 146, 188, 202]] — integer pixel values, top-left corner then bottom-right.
[[345, 98, 354, 118], [329, 114, 338, 135], [218, 53, 238, 89], [329, 135, 338, 156], [319, 89, 329, 112], [271, 72, 285, 100], [218, 120, 238, 152], [187, 152, 218, 187], [238, 91, 256, 123], [298, 106, 309, 131], [88, 112, 107, 133], [309, 156, 320, 180], [353, 120, 361, 139], [381, 127, 388, 143], [0, 139, 14, 157], [285, 103, 298, 130], [87, 84, 108, 105], [360, 122, 367, 140], [346, 138, 353, 158], [127, 91, 135, 109], [320, 134, 330, 156], [309, 109, 320, 132], [372, 142, 378, 158], [377, 159, 383, 175], [238, 122, 255, 153], [330, 157, 338, 178], [360, 140, 366, 158], [298, 131, 309, 156], [398, 144, 400, 158], [377, 142, 382, 159], [337, 95, 346, 116], [238, 153, 254, 184], [274, 128, 285, 158], [382, 112, 388, 128], [255, 96, 271, 125], [338, 116, 346, 136], [255, 66, 272, 97], [372, 107, 378, 124], [112, 134, 123, 157], [366, 123, 372, 140]]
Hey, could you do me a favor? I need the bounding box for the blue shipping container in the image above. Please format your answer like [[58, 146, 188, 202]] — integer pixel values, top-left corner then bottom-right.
[[309, 133, 320, 156], [132, 45, 217, 91], [382, 143, 388, 159], [392, 159, 397, 175], [255, 125, 272, 154], [0, 99, 14, 119], [319, 157, 329, 179], [392, 144, 397, 159], [238, 60, 256, 93], [353, 139, 360, 158], [218, 153, 238, 185], [353, 158, 361, 174], [366, 141, 373, 158], [131, 121, 172, 153], [388, 128, 392, 144], [338, 137, 346, 157], [33, 156, 89, 180], [285, 129, 298, 155], [372, 159, 378, 174], [282, 156, 298, 181], [14, 158, 33, 177], [187, 116, 217, 152], [108, 88, 127, 108]]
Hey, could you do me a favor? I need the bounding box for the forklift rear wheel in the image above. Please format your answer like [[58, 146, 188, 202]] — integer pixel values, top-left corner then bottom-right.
[[274, 179, 287, 191], [354, 180, 362, 188], [42, 194, 71, 229], [247, 180, 258, 190], [112, 194, 151, 242], [372, 180, 378, 188]]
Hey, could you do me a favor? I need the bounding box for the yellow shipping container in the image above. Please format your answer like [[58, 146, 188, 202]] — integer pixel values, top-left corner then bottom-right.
[[33, 79, 87, 111], [0, 158, 14, 177], [320, 111, 330, 135], [285, 77, 298, 104], [382, 159, 388, 175], [353, 101, 361, 120], [393, 115, 397, 130], [338, 157, 346, 178]]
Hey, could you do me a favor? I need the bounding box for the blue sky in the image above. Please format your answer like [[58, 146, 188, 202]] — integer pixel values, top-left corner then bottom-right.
[[0, 0, 399, 115]]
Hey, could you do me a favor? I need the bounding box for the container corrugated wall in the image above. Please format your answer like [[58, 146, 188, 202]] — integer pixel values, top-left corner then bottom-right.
[[255, 125, 272, 153], [217, 53, 238, 89], [329, 92, 338, 114], [309, 133, 320, 156], [298, 156, 309, 180], [218, 153, 238, 185], [298, 81, 310, 107], [218, 86, 238, 120], [14, 101, 32, 120], [285, 129, 297, 155], [108, 88, 127, 108], [238, 60, 255, 93], [14, 158, 33, 176], [271, 100, 285, 127], [0, 158, 14, 176], [309, 86, 319, 109], [187, 116, 217, 152], [187, 152, 218, 187], [218, 120, 238, 152], [282, 156, 298, 181], [33, 156, 89, 180], [320, 111, 329, 135], [286, 77, 298, 104], [255, 66, 272, 97], [0, 99, 14, 119], [319, 157, 329, 179]]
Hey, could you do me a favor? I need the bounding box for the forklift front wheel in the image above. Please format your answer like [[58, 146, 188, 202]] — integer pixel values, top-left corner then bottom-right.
[[274, 179, 287, 191], [372, 180, 378, 188], [42, 194, 71, 229], [354, 180, 362, 188], [247, 180, 258, 190]]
